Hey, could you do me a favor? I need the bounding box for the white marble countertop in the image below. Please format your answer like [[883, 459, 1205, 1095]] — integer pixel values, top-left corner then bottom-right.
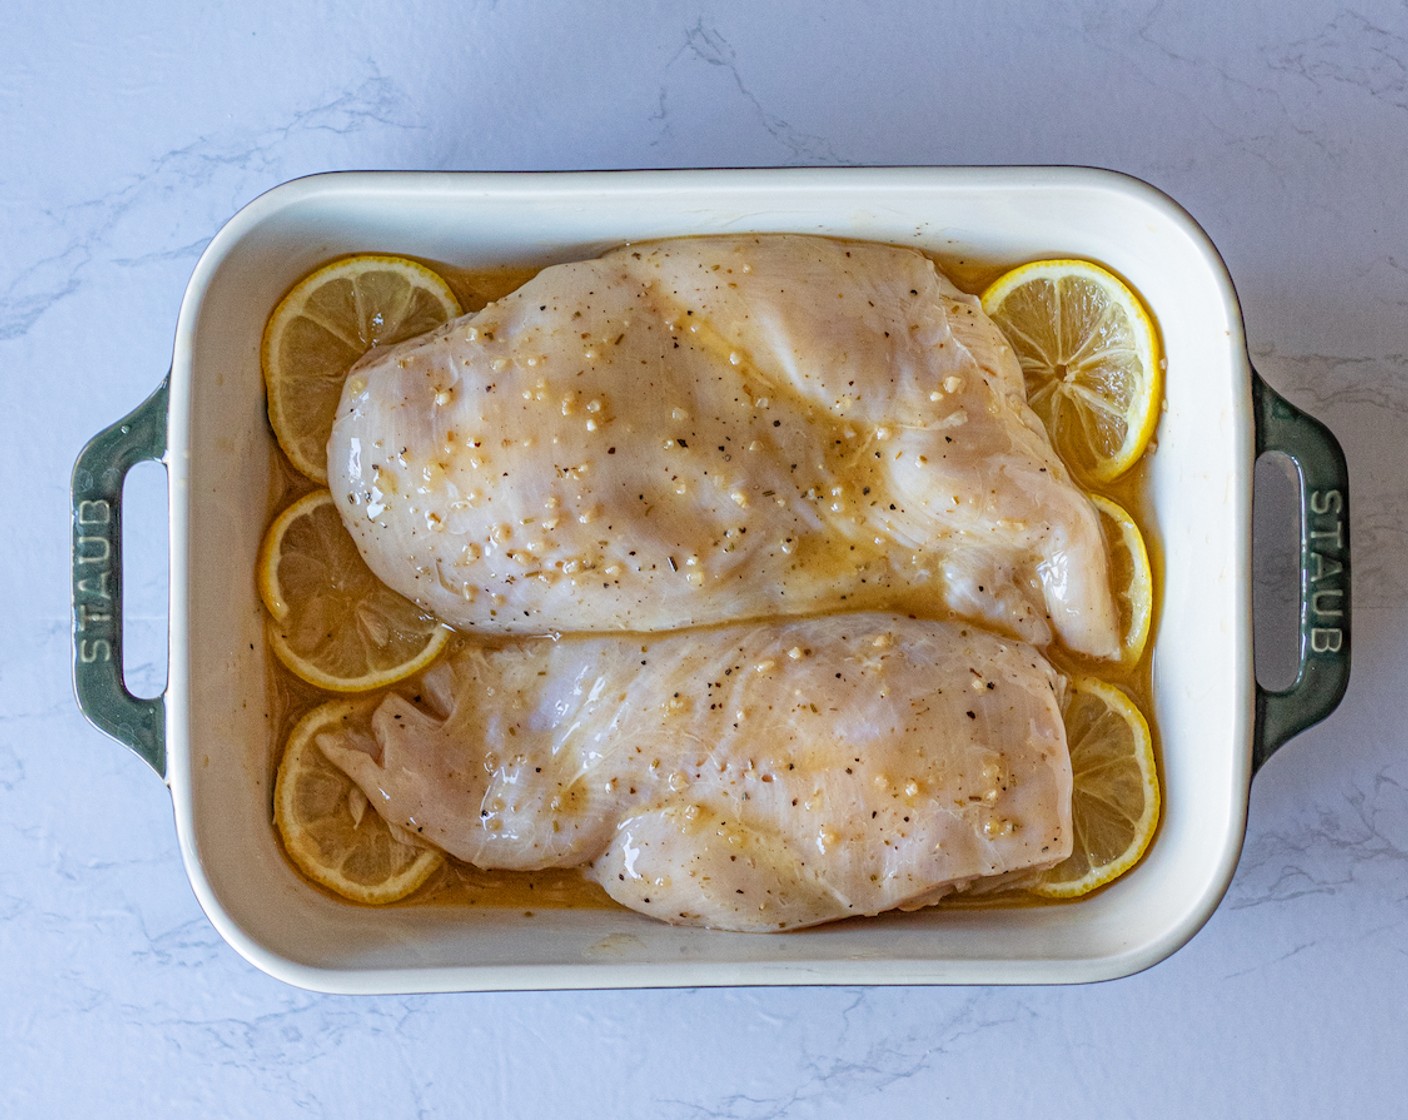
[[6, 2, 1406, 1115]]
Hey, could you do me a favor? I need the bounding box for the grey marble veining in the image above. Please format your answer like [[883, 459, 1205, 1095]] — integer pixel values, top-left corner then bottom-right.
[[5, 1, 1407, 1116]]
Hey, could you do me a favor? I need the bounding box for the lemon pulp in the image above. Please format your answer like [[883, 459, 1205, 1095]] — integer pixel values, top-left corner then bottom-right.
[[981, 258, 1160, 483], [1033, 676, 1160, 899], [275, 700, 444, 904], [262, 254, 461, 483], [258, 489, 450, 692]]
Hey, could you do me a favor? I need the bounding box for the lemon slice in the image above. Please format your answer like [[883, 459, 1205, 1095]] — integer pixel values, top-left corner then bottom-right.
[[275, 699, 444, 904], [262, 254, 461, 483], [1090, 494, 1154, 666], [981, 259, 1160, 483], [1032, 676, 1160, 899], [258, 489, 451, 691]]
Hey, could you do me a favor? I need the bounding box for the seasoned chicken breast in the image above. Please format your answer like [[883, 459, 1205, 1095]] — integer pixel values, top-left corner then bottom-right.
[[316, 614, 1072, 932], [329, 235, 1119, 658]]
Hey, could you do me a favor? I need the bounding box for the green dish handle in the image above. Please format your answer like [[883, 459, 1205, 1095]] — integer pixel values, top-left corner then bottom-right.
[[65, 370, 1349, 778], [1252, 371, 1351, 771], [71, 377, 170, 780]]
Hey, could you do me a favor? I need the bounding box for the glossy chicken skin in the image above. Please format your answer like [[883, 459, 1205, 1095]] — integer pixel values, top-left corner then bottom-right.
[[317, 615, 1072, 932], [329, 235, 1119, 658]]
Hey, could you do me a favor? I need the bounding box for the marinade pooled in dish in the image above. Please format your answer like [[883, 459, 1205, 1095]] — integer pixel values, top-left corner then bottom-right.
[[265, 233, 1153, 929]]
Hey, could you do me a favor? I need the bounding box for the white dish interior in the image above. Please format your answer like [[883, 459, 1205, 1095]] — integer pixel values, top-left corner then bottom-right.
[[165, 168, 1252, 992]]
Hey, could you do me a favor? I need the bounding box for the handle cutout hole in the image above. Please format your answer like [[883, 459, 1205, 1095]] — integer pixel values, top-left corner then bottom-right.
[[121, 459, 169, 701], [1253, 451, 1301, 691]]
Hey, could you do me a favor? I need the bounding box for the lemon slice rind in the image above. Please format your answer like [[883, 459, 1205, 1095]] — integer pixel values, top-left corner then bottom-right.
[[1089, 493, 1154, 667]]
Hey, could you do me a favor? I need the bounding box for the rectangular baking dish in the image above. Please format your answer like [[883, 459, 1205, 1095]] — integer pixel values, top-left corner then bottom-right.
[[71, 167, 1350, 992]]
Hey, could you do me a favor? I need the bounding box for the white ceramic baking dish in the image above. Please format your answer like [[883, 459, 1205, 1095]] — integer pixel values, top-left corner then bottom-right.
[[71, 167, 1350, 992]]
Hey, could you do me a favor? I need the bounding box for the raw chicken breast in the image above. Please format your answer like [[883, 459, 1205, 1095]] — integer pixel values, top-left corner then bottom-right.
[[329, 234, 1118, 657], [317, 614, 1072, 932]]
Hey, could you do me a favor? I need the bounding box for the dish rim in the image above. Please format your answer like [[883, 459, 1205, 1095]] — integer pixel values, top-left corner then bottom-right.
[[158, 166, 1260, 990]]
